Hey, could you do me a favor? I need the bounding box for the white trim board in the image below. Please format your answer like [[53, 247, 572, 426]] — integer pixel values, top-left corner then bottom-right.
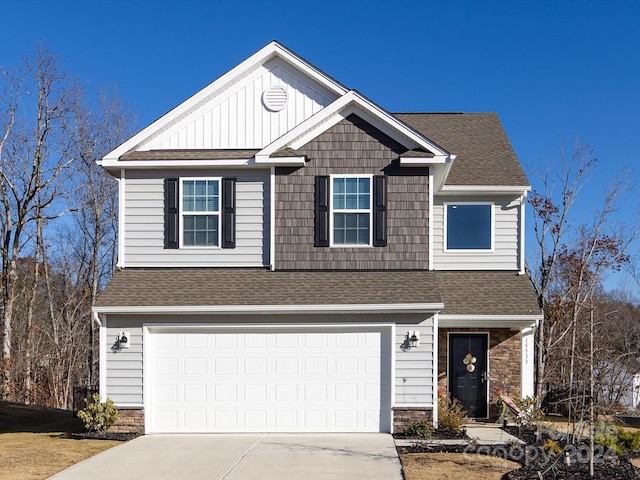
[[94, 303, 445, 316]]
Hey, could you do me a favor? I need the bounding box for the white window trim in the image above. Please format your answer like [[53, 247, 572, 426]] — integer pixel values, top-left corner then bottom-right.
[[443, 201, 495, 253], [329, 174, 374, 247], [179, 177, 222, 249]]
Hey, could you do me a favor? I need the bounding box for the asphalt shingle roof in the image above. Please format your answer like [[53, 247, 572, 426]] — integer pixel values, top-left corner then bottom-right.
[[436, 271, 540, 316], [95, 268, 539, 317], [395, 113, 529, 187], [120, 149, 259, 160]]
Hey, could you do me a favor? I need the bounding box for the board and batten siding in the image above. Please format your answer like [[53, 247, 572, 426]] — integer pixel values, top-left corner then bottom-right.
[[124, 169, 269, 267], [105, 326, 143, 405], [141, 58, 337, 151], [394, 320, 435, 406], [432, 195, 521, 270]]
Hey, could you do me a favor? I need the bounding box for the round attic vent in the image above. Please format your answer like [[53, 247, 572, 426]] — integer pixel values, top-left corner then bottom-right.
[[262, 85, 288, 112]]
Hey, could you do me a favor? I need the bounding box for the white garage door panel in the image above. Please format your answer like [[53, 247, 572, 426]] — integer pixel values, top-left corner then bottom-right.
[[149, 329, 390, 433]]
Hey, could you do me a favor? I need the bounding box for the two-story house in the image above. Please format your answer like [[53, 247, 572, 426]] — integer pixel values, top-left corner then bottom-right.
[[94, 41, 541, 434]]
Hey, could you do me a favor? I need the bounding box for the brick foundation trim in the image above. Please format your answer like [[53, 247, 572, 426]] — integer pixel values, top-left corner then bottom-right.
[[112, 407, 144, 434], [393, 407, 434, 433]]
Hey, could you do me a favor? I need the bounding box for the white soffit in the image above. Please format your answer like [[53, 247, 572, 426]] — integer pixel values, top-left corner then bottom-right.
[[256, 90, 450, 163], [102, 41, 348, 163]]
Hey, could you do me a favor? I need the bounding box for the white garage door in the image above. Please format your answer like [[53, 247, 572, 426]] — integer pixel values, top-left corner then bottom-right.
[[147, 327, 391, 433]]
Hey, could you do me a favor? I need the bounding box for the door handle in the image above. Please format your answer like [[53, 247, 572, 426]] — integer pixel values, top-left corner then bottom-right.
[[481, 371, 489, 383]]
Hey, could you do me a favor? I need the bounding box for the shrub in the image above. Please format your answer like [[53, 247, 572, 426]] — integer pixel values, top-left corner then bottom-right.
[[438, 393, 467, 434], [595, 423, 640, 456], [404, 420, 434, 438], [77, 394, 119, 432], [542, 438, 563, 456], [513, 396, 544, 427]]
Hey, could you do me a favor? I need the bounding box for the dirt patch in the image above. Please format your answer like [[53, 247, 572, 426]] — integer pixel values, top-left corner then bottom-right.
[[400, 452, 520, 480]]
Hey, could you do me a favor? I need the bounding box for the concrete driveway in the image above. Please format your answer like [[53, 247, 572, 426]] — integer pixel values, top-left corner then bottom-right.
[[49, 433, 403, 480]]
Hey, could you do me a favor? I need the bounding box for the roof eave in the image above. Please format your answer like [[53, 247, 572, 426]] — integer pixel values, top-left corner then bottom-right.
[[93, 303, 445, 315], [399, 155, 447, 166], [439, 314, 541, 329], [437, 185, 532, 195], [254, 155, 307, 166], [100, 158, 255, 170]]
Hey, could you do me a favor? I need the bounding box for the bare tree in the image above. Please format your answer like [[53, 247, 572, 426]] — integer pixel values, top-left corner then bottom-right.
[[0, 46, 83, 400], [527, 142, 637, 406]]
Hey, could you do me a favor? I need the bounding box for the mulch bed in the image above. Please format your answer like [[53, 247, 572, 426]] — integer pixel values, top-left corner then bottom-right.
[[396, 426, 640, 479], [393, 428, 468, 441], [71, 431, 141, 441]]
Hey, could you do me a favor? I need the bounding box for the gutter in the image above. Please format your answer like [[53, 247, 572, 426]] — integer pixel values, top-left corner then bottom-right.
[[93, 303, 445, 316]]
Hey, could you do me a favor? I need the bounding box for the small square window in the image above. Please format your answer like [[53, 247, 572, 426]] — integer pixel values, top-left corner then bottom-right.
[[446, 203, 492, 250]]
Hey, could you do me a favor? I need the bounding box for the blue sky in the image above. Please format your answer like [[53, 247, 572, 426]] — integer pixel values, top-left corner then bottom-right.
[[3, 0, 639, 294]]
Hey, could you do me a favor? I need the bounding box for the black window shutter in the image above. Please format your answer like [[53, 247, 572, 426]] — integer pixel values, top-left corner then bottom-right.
[[373, 175, 387, 247], [314, 176, 330, 247], [221, 177, 236, 249], [164, 178, 179, 249]]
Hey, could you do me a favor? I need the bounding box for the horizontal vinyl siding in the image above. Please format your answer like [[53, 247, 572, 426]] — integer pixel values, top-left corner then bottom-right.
[[124, 169, 269, 266], [432, 195, 520, 270], [394, 320, 435, 405], [105, 327, 143, 405]]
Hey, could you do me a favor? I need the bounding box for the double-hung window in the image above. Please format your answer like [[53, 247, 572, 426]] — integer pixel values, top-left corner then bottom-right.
[[181, 178, 221, 247], [331, 175, 372, 246], [445, 202, 493, 251]]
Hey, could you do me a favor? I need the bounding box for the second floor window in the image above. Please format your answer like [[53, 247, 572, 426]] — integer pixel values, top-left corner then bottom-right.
[[181, 178, 221, 247], [445, 203, 493, 251], [332, 176, 372, 245]]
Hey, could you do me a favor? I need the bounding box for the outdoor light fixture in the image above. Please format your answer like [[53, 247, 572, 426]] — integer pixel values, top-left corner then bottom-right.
[[118, 332, 130, 349], [408, 331, 420, 348]]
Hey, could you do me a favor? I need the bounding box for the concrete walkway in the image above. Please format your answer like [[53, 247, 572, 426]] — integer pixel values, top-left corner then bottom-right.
[[465, 424, 525, 445], [394, 423, 524, 448], [49, 433, 403, 480]]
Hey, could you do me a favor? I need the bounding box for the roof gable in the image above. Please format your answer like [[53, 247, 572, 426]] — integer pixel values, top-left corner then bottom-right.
[[103, 41, 347, 163], [255, 90, 449, 164]]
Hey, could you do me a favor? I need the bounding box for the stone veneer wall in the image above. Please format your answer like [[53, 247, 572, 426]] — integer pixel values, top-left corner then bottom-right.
[[111, 407, 144, 434], [393, 407, 433, 433], [438, 328, 521, 419]]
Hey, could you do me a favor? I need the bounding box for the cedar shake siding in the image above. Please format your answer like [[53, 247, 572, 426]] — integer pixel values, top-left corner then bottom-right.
[[275, 114, 430, 270]]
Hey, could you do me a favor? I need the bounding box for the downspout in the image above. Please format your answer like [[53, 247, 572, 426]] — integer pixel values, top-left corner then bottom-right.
[[270, 166, 276, 271], [93, 311, 107, 400], [428, 169, 434, 270], [117, 169, 126, 269], [519, 191, 528, 275], [432, 312, 439, 428]]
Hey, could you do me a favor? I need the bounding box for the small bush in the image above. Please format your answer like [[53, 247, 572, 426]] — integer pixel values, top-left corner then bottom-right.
[[438, 393, 467, 434], [404, 420, 434, 438], [77, 394, 119, 432], [542, 438, 563, 456], [513, 396, 544, 426], [595, 423, 640, 456]]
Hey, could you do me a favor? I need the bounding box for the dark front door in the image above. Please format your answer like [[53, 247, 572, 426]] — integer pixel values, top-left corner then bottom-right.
[[448, 333, 488, 418]]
